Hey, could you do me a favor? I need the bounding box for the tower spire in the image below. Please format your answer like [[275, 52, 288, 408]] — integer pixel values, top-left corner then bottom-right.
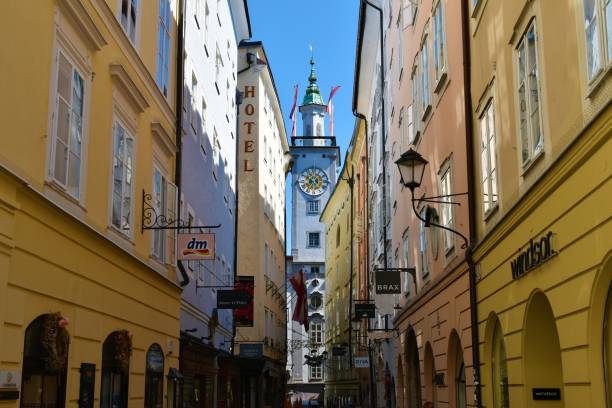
[[302, 48, 324, 106]]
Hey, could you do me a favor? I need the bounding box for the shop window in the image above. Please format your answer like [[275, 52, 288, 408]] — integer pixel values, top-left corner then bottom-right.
[[101, 331, 132, 408], [491, 318, 510, 408], [20, 314, 69, 408], [145, 344, 164, 408]]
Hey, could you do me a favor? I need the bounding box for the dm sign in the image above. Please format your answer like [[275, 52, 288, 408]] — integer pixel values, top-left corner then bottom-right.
[[375, 269, 401, 294], [177, 233, 215, 261]]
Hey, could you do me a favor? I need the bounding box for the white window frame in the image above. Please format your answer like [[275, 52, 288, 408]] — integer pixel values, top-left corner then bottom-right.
[[310, 363, 323, 381], [420, 31, 432, 118], [402, 230, 411, 296], [200, 98, 208, 156], [49, 44, 88, 201], [516, 19, 544, 168], [118, 0, 140, 46], [306, 200, 320, 215], [480, 100, 499, 215], [110, 120, 135, 236], [310, 321, 323, 344], [433, 0, 447, 86], [419, 207, 429, 281], [191, 72, 198, 131], [156, 0, 171, 97], [307, 232, 321, 248], [582, 0, 612, 82], [151, 167, 177, 264], [439, 165, 454, 253], [411, 60, 420, 141]]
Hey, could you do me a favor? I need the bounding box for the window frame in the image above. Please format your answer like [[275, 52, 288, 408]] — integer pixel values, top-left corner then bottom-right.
[[515, 19, 544, 169], [432, 0, 448, 89], [420, 29, 432, 119], [419, 206, 429, 281], [156, 0, 171, 97], [582, 0, 612, 83], [144, 344, 164, 408], [307, 232, 321, 248], [151, 167, 177, 264], [109, 119, 136, 237], [438, 165, 454, 253], [118, 0, 140, 47], [479, 100, 499, 217], [307, 200, 320, 215]]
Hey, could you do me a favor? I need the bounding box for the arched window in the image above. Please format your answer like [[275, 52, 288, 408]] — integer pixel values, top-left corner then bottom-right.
[[101, 331, 132, 408], [424, 342, 437, 405], [605, 285, 612, 407], [145, 344, 164, 408], [491, 319, 509, 408], [20, 313, 69, 408]]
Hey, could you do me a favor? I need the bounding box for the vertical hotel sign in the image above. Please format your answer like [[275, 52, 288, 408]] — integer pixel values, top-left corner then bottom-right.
[[234, 276, 254, 327], [242, 85, 257, 173]]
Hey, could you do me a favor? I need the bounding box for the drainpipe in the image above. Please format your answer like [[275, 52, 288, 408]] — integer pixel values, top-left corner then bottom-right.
[[460, 0, 482, 406], [348, 165, 355, 371], [175, 0, 189, 287]]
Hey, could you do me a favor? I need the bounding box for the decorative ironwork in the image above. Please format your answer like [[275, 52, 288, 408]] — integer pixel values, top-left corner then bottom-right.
[[141, 189, 221, 233]]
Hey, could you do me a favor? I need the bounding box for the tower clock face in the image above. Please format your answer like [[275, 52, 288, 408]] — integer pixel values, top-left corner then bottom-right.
[[298, 167, 329, 196]]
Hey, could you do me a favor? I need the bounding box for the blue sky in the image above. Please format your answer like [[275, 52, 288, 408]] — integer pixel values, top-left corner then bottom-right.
[[248, 0, 360, 255]]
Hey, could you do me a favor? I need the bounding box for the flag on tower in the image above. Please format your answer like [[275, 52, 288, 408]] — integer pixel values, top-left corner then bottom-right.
[[290, 269, 309, 331], [289, 83, 299, 137], [327, 85, 341, 136]]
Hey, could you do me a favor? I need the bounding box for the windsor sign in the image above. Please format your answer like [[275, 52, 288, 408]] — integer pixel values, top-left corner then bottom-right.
[[511, 231, 556, 280]]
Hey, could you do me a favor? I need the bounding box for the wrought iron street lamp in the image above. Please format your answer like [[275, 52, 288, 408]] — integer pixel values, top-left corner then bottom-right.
[[395, 148, 428, 192]]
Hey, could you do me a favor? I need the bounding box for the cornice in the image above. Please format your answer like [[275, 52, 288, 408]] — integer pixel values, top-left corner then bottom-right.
[[151, 122, 176, 156], [58, 0, 107, 51], [110, 63, 149, 113], [473, 103, 612, 262]]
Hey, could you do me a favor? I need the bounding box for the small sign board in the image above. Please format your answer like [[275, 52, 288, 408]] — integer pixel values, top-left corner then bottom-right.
[[78, 363, 96, 408], [532, 388, 561, 400], [217, 290, 251, 309], [0, 371, 20, 389], [375, 269, 401, 294], [354, 303, 375, 319], [177, 233, 215, 260], [332, 346, 346, 356], [239, 343, 263, 358], [354, 357, 370, 368]]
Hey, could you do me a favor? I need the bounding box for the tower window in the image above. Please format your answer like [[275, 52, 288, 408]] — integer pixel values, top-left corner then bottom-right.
[[316, 123, 322, 136], [307, 232, 321, 248], [307, 200, 320, 215]]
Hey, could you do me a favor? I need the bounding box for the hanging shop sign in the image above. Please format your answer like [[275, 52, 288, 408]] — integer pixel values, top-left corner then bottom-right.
[[332, 346, 346, 356], [353, 356, 370, 368], [78, 363, 96, 408], [354, 303, 375, 319], [375, 269, 402, 294], [177, 233, 215, 260], [217, 290, 251, 309], [532, 388, 561, 401], [0, 371, 20, 401], [239, 343, 263, 359], [511, 231, 556, 280], [234, 276, 255, 327]]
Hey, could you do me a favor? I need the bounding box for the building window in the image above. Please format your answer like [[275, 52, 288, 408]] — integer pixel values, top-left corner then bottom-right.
[[307, 200, 320, 215], [311, 266, 320, 275], [310, 364, 322, 380], [144, 344, 164, 408], [336, 225, 341, 247], [420, 33, 431, 116], [583, 0, 612, 81], [397, 9, 404, 79], [215, 45, 223, 89], [516, 20, 543, 166], [491, 319, 510, 408], [156, 0, 170, 96], [310, 322, 323, 344], [120, 0, 138, 44], [433, 0, 447, 83], [111, 122, 134, 234], [480, 101, 498, 214], [101, 331, 131, 408], [51, 50, 85, 199], [152, 168, 176, 263], [20, 314, 69, 407], [200, 98, 208, 154], [411, 63, 420, 140], [308, 232, 321, 248], [419, 207, 429, 280], [402, 230, 410, 296], [439, 167, 454, 252]]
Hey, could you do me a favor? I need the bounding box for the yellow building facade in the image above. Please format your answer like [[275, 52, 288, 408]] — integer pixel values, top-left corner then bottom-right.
[[468, 0, 612, 407], [0, 0, 181, 407], [321, 123, 364, 405]]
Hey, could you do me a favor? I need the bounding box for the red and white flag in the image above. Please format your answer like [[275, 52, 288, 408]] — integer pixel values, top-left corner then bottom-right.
[[289, 84, 299, 137], [327, 85, 341, 136], [290, 269, 308, 331]]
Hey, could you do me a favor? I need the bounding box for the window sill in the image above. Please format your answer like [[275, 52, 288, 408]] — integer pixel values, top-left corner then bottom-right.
[[434, 71, 448, 94], [421, 104, 432, 122], [107, 224, 134, 243], [586, 64, 612, 99], [520, 149, 544, 177], [483, 203, 499, 222], [44, 180, 85, 210]]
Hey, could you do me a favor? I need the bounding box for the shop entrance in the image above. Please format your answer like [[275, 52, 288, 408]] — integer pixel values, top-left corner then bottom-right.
[[404, 328, 422, 407], [524, 292, 564, 407]]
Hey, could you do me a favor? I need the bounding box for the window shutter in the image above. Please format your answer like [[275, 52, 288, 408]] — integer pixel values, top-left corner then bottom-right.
[[166, 179, 178, 264]]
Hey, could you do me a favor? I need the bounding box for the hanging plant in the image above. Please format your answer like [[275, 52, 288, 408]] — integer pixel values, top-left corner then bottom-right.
[[41, 313, 70, 372], [111, 330, 133, 373]]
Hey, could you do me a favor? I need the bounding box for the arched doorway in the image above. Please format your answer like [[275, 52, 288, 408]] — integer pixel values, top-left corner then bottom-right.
[[144, 344, 164, 408], [524, 292, 564, 407], [20, 313, 69, 407], [423, 342, 436, 406], [101, 330, 132, 408], [396, 356, 405, 408], [405, 328, 422, 407], [448, 330, 467, 408], [488, 316, 509, 408], [605, 283, 612, 407]]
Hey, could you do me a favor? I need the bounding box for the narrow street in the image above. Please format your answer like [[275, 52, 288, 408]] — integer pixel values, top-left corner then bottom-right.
[[0, 1, 610, 408]]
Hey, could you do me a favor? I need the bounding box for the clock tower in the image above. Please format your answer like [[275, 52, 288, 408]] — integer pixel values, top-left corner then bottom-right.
[[287, 56, 340, 394]]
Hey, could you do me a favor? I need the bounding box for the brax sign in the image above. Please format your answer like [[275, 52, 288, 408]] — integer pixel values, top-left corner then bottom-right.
[[375, 270, 401, 294], [511, 231, 556, 280]]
